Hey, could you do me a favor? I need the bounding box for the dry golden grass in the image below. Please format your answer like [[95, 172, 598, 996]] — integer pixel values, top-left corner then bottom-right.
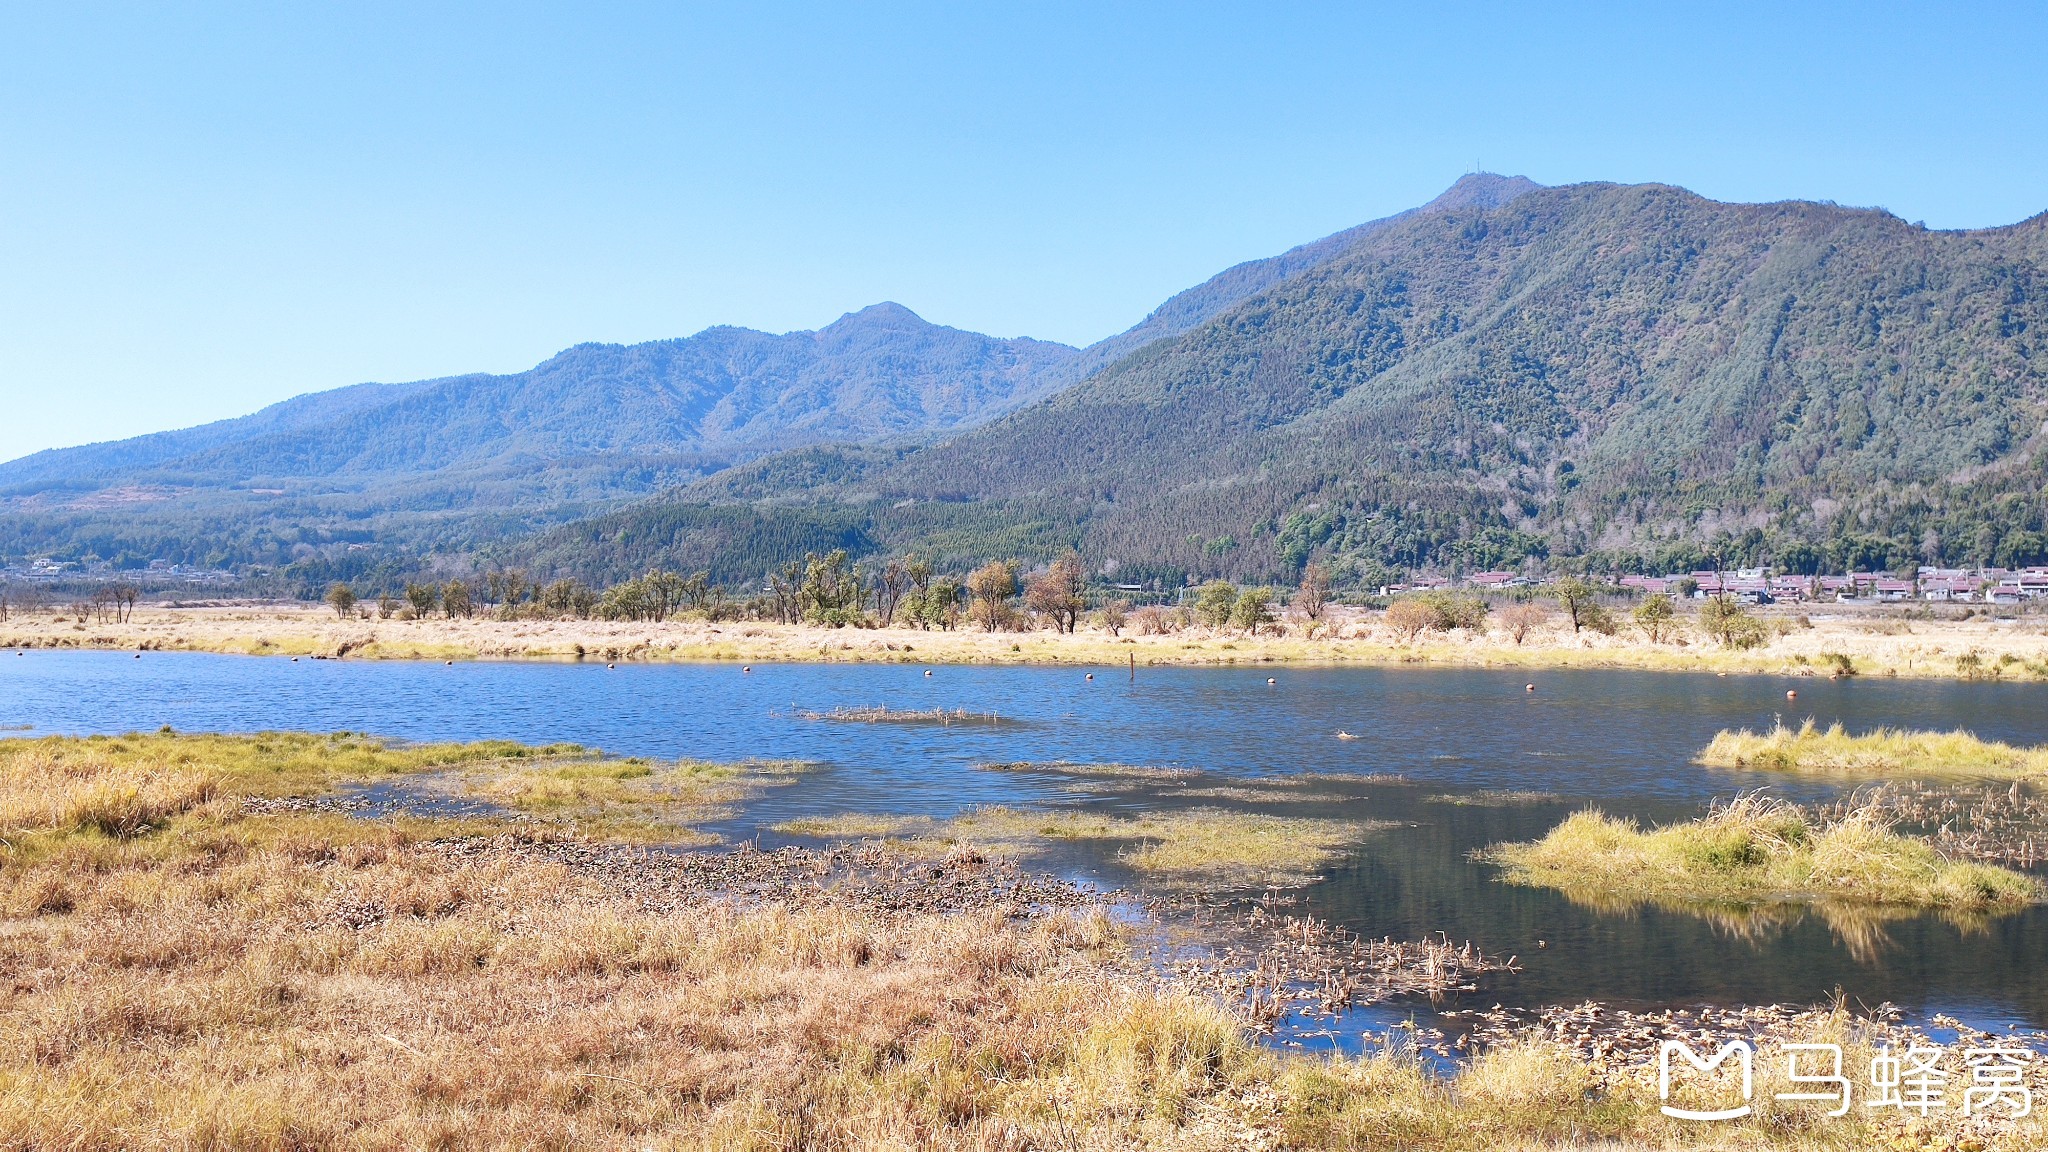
[[5, 732, 2045, 1149], [467, 756, 813, 842], [10, 601, 2048, 681], [1488, 794, 2041, 913], [1702, 719, 2048, 779]]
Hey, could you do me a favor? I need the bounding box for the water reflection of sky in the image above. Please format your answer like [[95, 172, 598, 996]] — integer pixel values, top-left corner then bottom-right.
[[6, 648, 2048, 1034]]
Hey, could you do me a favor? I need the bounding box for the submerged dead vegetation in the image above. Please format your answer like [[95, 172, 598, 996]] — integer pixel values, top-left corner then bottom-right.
[[1487, 793, 2041, 913], [775, 805, 1384, 889], [797, 705, 1022, 727], [1702, 719, 2048, 779], [3, 732, 2045, 1149]]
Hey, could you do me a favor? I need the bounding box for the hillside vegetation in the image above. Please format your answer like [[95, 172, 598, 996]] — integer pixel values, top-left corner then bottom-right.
[[574, 179, 2048, 586], [0, 305, 1076, 579]]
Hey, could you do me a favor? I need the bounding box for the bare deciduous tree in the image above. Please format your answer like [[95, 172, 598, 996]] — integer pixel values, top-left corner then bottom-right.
[[1297, 561, 1332, 621], [1497, 601, 1552, 645], [1024, 552, 1086, 634], [877, 558, 910, 626], [1097, 598, 1129, 636]]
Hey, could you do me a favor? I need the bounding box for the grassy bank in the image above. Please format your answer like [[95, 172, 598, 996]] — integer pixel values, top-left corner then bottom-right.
[[7, 601, 2048, 681], [1487, 795, 2041, 912], [1703, 719, 2048, 779], [1, 732, 2039, 1148]]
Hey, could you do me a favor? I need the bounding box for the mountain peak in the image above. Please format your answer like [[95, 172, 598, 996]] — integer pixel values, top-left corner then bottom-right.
[[1424, 172, 1543, 213], [826, 302, 928, 331]]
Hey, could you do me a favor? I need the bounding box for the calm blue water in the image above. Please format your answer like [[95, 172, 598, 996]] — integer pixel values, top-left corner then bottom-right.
[[6, 648, 2048, 1034]]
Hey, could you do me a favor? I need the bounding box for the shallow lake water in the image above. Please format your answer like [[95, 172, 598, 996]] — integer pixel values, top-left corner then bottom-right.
[[6, 648, 2048, 1045]]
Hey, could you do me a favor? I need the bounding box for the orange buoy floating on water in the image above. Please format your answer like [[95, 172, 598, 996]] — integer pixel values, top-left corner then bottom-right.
[[1787, 689, 1798, 699]]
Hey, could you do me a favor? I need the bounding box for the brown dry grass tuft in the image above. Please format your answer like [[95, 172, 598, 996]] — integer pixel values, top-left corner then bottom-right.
[[1702, 719, 2048, 779]]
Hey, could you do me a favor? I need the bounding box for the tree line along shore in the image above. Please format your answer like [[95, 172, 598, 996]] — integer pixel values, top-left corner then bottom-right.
[[3, 590, 2045, 682]]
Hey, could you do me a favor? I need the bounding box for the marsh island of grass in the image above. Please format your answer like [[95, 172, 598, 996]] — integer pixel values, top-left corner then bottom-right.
[[1485, 795, 2040, 912], [776, 805, 1384, 889], [465, 755, 813, 842], [1700, 719, 2048, 779]]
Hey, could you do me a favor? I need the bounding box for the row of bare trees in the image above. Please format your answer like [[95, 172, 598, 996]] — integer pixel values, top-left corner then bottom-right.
[[324, 551, 1334, 633]]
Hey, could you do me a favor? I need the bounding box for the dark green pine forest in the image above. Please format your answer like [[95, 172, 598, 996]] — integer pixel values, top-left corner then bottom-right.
[[526, 179, 2048, 587]]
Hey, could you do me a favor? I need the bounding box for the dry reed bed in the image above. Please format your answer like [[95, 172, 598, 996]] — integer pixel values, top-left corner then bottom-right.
[[12, 603, 2048, 682], [1813, 780, 2048, 867], [1703, 720, 2048, 780]]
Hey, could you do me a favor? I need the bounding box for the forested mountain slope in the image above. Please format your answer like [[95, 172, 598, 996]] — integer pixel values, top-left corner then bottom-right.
[[1046, 172, 1540, 385], [2, 303, 1076, 491], [0, 175, 1545, 580], [559, 180, 2048, 586], [0, 305, 1078, 574]]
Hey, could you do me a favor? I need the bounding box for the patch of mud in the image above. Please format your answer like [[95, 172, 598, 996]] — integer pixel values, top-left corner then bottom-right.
[[242, 774, 519, 821], [427, 836, 1102, 918]]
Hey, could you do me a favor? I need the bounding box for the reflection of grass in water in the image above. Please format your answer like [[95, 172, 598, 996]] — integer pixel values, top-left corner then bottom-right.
[[1701, 719, 2048, 779], [471, 758, 812, 843], [1540, 883, 1990, 965], [802, 706, 1022, 727], [774, 804, 1384, 888], [1424, 790, 1561, 807], [1485, 795, 2039, 913]]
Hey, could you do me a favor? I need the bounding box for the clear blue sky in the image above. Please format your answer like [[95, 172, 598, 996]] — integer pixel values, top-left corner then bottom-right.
[[3, 2, 2044, 461]]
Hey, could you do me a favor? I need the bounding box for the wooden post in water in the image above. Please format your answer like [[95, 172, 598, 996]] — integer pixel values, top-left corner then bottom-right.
[[1129, 652, 1135, 682]]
